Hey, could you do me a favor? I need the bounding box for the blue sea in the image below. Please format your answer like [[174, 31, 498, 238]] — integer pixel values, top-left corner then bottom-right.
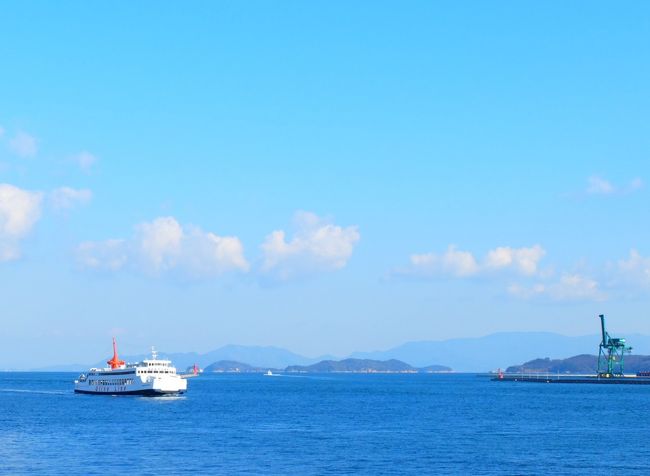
[[1, 372, 649, 475]]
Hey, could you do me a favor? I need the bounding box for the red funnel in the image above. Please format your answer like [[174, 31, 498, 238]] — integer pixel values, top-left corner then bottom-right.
[[107, 337, 125, 369]]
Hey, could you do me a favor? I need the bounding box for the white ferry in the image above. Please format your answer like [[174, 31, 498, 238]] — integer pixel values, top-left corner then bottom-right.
[[74, 338, 192, 396]]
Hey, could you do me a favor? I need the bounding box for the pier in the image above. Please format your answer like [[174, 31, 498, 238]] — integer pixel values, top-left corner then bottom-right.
[[493, 374, 650, 385], [494, 314, 650, 385]]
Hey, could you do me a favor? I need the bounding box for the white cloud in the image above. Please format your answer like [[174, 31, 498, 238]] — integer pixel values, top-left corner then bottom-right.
[[401, 244, 545, 278], [71, 151, 97, 172], [77, 216, 249, 277], [0, 184, 43, 261], [628, 177, 644, 192], [76, 239, 128, 271], [506, 283, 546, 299], [260, 211, 360, 280], [400, 245, 650, 302], [134, 217, 184, 272], [409, 246, 479, 278], [50, 187, 93, 210], [509, 274, 605, 301], [587, 176, 615, 195], [9, 131, 38, 157], [179, 226, 250, 277], [484, 245, 545, 276], [396, 244, 609, 301], [585, 175, 643, 196], [550, 274, 604, 300], [617, 249, 650, 288]]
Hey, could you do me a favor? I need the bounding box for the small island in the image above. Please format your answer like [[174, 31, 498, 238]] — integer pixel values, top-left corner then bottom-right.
[[203, 360, 272, 373], [506, 354, 650, 374], [201, 358, 451, 374]]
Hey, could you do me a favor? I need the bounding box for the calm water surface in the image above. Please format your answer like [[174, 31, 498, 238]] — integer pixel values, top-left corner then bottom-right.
[[0, 372, 648, 475]]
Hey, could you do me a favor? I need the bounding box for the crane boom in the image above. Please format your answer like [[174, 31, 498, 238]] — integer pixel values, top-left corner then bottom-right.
[[599, 314, 607, 346], [597, 314, 631, 377]]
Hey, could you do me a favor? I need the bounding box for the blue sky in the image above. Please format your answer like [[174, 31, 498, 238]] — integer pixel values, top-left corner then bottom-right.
[[1, 2, 649, 367]]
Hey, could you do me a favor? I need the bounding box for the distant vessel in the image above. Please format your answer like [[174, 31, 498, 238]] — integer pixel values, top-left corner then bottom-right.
[[266, 370, 273, 376], [186, 364, 203, 375], [74, 338, 190, 396]]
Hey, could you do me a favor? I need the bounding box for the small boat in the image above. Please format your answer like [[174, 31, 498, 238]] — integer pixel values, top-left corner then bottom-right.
[[74, 338, 188, 396], [266, 370, 273, 376]]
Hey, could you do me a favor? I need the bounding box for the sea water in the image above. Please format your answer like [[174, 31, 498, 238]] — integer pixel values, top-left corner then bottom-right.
[[1, 372, 649, 475]]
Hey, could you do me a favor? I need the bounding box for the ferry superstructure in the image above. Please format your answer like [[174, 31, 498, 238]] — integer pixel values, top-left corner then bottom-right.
[[74, 338, 191, 396]]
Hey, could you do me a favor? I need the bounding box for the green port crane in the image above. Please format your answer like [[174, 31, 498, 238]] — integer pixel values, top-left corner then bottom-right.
[[597, 314, 632, 377]]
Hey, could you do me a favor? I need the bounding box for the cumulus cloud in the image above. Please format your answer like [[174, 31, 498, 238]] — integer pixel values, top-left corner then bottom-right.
[[71, 151, 97, 172], [506, 249, 650, 302], [409, 246, 479, 278], [76, 239, 128, 271], [586, 175, 643, 196], [49, 187, 93, 210], [9, 131, 38, 157], [77, 216, 249, 277], [0, 184, 43, 261], [400, 244, 545, 278], [484, 245, 545, 276], [393, 243, 611, 300], [398, 244, 650, 302], [586, 176, 615, 195], [133, 217, 184, 272], [260, 211, 360, 280], [508, 274, 605, 301], [616, 249, 650, 288], [628, 178, 644, 192]]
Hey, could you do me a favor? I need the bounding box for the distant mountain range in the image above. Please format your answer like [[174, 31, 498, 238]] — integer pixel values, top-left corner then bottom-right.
[[351, 332, 650, 372], [203, 360, 269, 373], [197, 358, 451, 373], [79, 345, 338, 373], [31, 332, 650, 373], [285, 359, 450, 373], [506, 354, 650, 374]]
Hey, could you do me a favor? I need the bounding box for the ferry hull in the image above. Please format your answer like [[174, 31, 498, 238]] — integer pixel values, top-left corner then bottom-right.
[[74, 340, 192, 395], [74, 377, 188, 396], [74, 388, 185, 396]]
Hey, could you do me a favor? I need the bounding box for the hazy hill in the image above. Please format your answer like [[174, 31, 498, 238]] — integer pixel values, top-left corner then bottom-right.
[[285, 358, 451, 373], [351, 332, 650, 372], [287, 358, 416, 373], [81, 344, 335, 372], [33, 332, 650, 372], [204, 360, 274, 373], [197, 358, 452, 373], [506, 354, 650, 374]]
